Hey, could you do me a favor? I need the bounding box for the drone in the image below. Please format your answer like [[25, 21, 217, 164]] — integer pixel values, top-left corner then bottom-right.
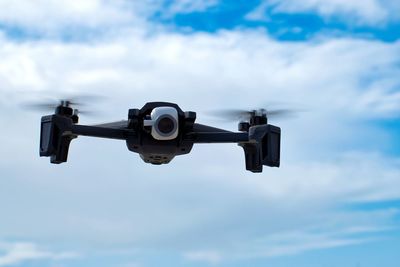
[[35, 100, 285, 173]]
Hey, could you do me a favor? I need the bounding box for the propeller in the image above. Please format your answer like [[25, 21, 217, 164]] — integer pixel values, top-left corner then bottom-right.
[[22, 94, 104, 116], [206, 107, 300, 122]]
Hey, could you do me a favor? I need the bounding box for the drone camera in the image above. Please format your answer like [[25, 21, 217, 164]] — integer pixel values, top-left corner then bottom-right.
[[143, 107, 179, 140]]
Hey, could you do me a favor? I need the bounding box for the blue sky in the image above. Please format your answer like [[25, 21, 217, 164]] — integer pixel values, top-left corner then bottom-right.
[[154, 0, 400, 42], [0, 1, 399, 267]]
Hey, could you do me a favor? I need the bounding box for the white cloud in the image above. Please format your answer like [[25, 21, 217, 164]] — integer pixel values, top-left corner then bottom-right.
[[166, 0, 219, 15], [235, 230, 369, 259], [1, 30, 399, 121], [0, 0, 144, 32], [0, 0, 220, 35], [248, 0, 400, 26], [0, 242, 78, 266], [0, 6, 399, 264], [117, 262, 142, 267], [184, 250, 222, 264]]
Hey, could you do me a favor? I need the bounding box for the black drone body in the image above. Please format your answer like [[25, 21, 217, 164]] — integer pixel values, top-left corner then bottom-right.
[[39, 102, 281, 173]]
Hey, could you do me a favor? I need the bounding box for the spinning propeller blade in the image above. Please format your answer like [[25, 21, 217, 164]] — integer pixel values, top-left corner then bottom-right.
[[22, 94, 104, 116], [207, 107, 299, 121]]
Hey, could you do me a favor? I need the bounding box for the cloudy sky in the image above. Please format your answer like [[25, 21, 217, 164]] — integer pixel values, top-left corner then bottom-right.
[[0, 0, 399, 266]]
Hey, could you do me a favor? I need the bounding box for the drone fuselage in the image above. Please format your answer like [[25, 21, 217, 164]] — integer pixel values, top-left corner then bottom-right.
[[124, 102, 195, 164], [39, 102, 281, 172]]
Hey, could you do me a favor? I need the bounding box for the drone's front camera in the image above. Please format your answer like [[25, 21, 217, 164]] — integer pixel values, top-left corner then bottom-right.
[[143, 107, 179, 140]]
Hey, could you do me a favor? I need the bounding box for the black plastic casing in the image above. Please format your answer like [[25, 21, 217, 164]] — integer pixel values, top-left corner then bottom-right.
[[240, 124, 281, 173], [40, 115, 75, 164], [38, 102, 281, 173], [261, 125, 281, 167], [126, 102, 196, 165]]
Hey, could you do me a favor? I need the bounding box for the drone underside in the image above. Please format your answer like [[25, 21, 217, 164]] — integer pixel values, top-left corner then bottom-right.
[[39, 102, 281, 173]]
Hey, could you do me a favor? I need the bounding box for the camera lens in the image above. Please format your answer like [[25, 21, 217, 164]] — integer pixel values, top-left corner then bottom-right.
[[157, 117, 175, 134]]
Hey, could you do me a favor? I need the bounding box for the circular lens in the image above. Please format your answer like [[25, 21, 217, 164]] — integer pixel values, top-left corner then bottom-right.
[[157, 117, 175, 134]]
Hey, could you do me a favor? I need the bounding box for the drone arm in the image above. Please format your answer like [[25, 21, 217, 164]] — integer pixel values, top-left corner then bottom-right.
[[40, 115, 134, 164], [70, 124, 132, 140], [192, 123, 231, 133], [184, 123, 249, 143], [184, 132, 249, 143], [184, 123, 281, 173]]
